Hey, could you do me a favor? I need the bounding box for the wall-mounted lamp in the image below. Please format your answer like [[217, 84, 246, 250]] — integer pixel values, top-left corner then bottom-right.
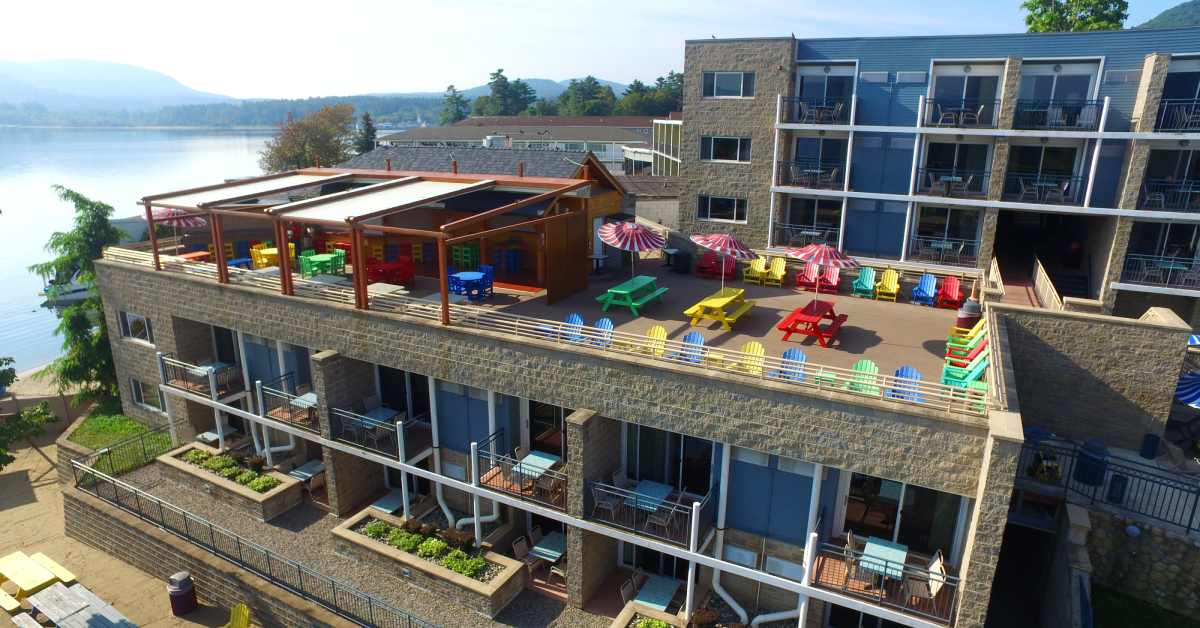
[[823, 65, 832, 74]]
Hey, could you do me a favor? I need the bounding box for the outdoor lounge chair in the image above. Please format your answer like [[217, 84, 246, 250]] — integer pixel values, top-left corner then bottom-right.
[[667, 331, 707, 365], [941, 351, 990, 387], [946, 337, 989, 365], [935, 276, 965, 309], [795, 262, 821, 292], [911, 273, 937, 305], [743, 257, 768, 285], [943, 347, 990, 378], [764, 257, 788, 287], [902, 550, 947, 610], [875, 268, 900, 302], [642, 325, 668, 357], [851, 267, 877, 298], [844, 532, 877, 589], [695, 252, 721, 278], [512, 536, 545, 573], [769, 348, 807, 382], [222, 604, 250, 628], [885, 365, 925, 403], [592, 318, 614, 349], [846, 359, 882, 395], [734, 341, 766, 376], [947, 317, 986, 343], [819, 265, 842, 293], [592, 485, 622, 521], [620, 579, 637, 605], [562, 313, 585, 343]]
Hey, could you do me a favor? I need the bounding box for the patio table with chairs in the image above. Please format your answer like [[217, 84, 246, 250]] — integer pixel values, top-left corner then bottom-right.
[[859, 536, 908, 580], [633, 575, 683, 612], [595, 274, 669, 316], [624, 479, 674, 511], [777, 299, 847, 347], [684, 287, 755, 330], [528, 530, 566, 563], [514, 450, 562, 479]]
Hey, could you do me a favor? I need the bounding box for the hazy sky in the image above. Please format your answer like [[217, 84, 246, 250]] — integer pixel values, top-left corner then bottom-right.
[[0, 0, 1182, 99]]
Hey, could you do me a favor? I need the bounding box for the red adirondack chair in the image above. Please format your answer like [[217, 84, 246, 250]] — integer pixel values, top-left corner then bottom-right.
[[819, 266, 841, 293], [935, 276, 965, 309], [946, 338, 988, 366], [795, 262, 821, 291], [695, 252, 721, 278]]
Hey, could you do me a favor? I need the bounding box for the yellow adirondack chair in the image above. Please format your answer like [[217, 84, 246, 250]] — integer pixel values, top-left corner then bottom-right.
[[875, 268, 900, 302], [735, 340, 766, 376], [763, 257, 788, 287], [742, 258, 768, 285], [948, 317, 986, 342], [222, 603, 250, 628], [643, 325, 668, 358]]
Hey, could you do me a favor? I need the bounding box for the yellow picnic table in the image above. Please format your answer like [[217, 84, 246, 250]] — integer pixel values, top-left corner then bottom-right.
[[684, 287, 755, 330], [0, 551, 58, 597]]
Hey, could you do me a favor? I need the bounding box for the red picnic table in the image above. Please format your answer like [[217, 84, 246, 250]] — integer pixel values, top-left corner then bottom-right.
[[178, 250, 211, 262], [777, 299, 848, 347]]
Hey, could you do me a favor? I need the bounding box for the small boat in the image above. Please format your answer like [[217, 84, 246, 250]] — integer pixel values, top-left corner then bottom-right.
[[39, 268, 91, 306]]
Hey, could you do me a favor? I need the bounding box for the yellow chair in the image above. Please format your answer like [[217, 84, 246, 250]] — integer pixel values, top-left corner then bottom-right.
[[222, 603, 250, 628], [734, 341, 766, 376], [249, 248, 268, 269], [30, 553, 75, 585], [371, 242, 384, 261], [742, 258, 768, 285], [948, 317, 986, 342], [411, 243, 423, 263], [875, 268, 900, 302], [763, 257, 788, 287], [643, 325, 668, 358]]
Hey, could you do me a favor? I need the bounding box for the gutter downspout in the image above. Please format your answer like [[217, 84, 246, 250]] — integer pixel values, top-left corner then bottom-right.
[[457, 390, 500, 530], [750, 464, 824, 627], [428, 376, 458, 527], [712, 444, 748, 624]]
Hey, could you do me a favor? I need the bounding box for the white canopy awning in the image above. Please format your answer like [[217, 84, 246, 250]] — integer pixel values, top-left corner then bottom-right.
[[271, 178, 495, 224], [143, 173, 346, 211]]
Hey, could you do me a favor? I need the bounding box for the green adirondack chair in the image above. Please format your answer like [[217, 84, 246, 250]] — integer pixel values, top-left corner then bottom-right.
[[941, 349, 990, 387], [851, 267, 877, 298], [845, 359, 881, 395], [947, 327, 988, 353]]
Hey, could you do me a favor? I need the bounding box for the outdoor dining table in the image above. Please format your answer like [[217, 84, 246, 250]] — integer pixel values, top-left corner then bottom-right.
[[859, 537, 908, 581], [529, 531, 566, 563], [308, 252, 339, 275], [595, 274, 667, 317], [633, 575, 682, 612], [26, 582, 87, 623], [625, 479, 673, 512], [178, 250, 211, 262], [453, 271, 485, 301], [776, 299, 846, 347], [514, 450, 562, 480], [685, 287, 753, 331], [0, 551, 57, 597]]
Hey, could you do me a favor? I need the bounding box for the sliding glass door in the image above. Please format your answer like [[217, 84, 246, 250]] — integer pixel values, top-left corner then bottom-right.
[[843, 472, 965, 560], [529, 400, 568, 459], [624, 424, 714, 494]]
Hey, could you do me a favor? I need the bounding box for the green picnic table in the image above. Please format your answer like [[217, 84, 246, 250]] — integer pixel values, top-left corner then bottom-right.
[[595, 275, 669, 316]]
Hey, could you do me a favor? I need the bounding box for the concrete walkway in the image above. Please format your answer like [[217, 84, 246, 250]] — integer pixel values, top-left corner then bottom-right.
[[0, 419, 228, 627]]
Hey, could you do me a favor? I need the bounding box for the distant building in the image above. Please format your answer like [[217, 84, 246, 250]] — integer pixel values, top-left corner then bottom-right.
[[453, 115, 659, 137], [622, 118, 682, 177]]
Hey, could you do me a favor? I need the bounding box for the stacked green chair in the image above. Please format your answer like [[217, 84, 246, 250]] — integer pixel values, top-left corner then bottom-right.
[[941, 348, 990, 387], [330, 249, 347, 275]]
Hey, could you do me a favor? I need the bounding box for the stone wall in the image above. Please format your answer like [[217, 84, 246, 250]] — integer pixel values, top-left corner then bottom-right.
[[565, 409, 622, 607], [992, 303, 1189, 449], [1088, 508, 1200, 620], [96, 261, 989, 498], [323, 447, 384, 516], [677, 38, 795, 248], [157, 443, 303, 522], [310, 349, 373, 440]]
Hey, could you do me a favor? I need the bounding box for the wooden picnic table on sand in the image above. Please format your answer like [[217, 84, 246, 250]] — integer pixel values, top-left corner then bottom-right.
[[595, 275, 668, 316]]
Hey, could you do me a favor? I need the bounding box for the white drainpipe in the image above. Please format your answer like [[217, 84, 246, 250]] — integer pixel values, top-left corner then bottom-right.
[[253, 380, 295, 466], [428, 376, 458, 527], [457, 390, 500, 530], [750, 463, 824, 627], [712, 444, 748, 623]]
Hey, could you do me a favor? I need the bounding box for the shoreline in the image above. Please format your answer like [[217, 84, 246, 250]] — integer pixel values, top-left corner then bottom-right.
[[0, 125, 277, 131]]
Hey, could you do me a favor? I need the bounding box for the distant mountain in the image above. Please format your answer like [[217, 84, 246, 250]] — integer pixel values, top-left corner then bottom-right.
[[380, 77, 630, 100], [1139, 0, 1200, 28], [0, 59, 231, 110]]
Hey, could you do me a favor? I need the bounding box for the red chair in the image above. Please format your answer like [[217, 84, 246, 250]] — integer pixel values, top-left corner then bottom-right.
[[795, 262, 820, 291], [935, 276, 965, 309], [819, 266, 841, 293], [695, 252, 721, 278], [946, 338, 988, 366]]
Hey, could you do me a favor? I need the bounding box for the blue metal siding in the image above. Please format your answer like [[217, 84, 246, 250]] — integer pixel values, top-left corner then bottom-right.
[[1091, 141, 1128, 209], [726, 456, 814, 543], [850, 133, 915, 194]]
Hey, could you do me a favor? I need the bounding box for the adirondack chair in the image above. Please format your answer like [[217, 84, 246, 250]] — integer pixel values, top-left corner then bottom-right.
[[935, 275, 965, 309], [875, 268, 900, 302], [643, 325, 668, 357], [668, 331, 707, 364], [846, 359, 881, 395], [851, 267, 877, 298], [946, 338, 988, 367], [735, 341, 766, 376], [885, 365, 925, 403], [941, 354, 990, 387], [948, 318, 986, 343], [223, 603, 250, 628], [695, 252, 721, 278], [911, 273, 938, 306], [819, 265, 842, 293], [593, 318, 615, 349], [947, 329, 988, 357], [563, 313, 585, 343], [795, 262, 821, 291], [743, 258, 768, 285], [769, 347, 807, 382], [764, 257, 788, 287]]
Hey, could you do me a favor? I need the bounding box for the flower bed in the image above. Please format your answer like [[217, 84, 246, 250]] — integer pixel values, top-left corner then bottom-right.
[[355, 517, 501, 582], [156, 443, 302, 522]]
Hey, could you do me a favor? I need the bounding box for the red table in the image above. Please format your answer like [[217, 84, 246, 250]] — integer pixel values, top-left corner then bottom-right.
[[777, 299, 847, 347], [178, 251, 211, 262]]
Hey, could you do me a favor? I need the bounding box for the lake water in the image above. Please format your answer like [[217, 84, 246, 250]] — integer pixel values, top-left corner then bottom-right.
[[0, 127, 273, 372]]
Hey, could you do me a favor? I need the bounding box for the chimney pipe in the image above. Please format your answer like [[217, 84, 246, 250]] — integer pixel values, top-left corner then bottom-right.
[[517, 161, 524, 177], [451, 160, 459, 174]]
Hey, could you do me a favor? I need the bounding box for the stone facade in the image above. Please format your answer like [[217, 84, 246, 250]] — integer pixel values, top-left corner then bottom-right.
[[323, 447, 384, 516], [1088, 508, 1200, 620], [310, 349, 375, 439], [564, 409, 622, 607], [677, 38, 795, 248], [157, 443, 303, 522]]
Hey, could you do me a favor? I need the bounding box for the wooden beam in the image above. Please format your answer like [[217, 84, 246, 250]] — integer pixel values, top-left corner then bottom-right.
[[439, 181, 589, 233], [276, 220, 295, 296], [351, 227, 368, 310], [367, 224, 445, 239], [444, 208, 580, 245], [211, 212, 229, 284], [437, 238, 450, 326], [143, 201, 161, 271]]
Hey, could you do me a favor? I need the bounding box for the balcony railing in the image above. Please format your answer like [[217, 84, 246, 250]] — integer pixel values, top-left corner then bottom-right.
[[1002, 172, 1085, 206], [261, 373, 319, 434], [1121, 254, 1200, 290], [777, 159, 846, 189], [1155, 98, 1200, 132], [923, 98, 999, 129], [1140, 180, 1200, 211], [771, 223, 840, 248], [1013, 100, 1102, 131], [160, 354, 244, 399], [908, 237, 980, 268], [586, 481, 715, 547], [783, 97, 853, 125], [329, 407, 432, 461], [915, 168, 990, 199], [476, 431, 567, 511], [810, 542, 960, 625]]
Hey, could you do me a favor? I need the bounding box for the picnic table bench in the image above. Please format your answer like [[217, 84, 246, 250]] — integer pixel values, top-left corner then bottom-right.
[[684, 287, 754, 330], [777, 299, 847, 347], [596, 275, 668, 316]]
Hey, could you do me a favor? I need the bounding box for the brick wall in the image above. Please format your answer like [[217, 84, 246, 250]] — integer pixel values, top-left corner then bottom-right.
[[1087, 507, 1200, 619], [322, 447, 384, 516], [564, 409, 621, 607], [310, 349, 373, 440]]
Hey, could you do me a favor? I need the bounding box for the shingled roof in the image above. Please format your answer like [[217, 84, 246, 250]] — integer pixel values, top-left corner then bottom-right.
[[340, 146, 590, 179]]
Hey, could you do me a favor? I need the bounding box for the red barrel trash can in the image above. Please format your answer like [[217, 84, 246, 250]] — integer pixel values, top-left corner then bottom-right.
[[167, 571, 197, 616]]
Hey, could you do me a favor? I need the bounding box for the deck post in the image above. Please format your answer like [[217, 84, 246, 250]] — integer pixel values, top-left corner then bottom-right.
[[211, 212, 229, 283], [470, 441, 482, 546], [256, 380, 273, 467], [397, 417, 411, 520], [437, 237, 450, 325], [143, 201, 161, 271], [352, 227, 368, 309], [684, 499, 701, 620], [156, 352, 178, 446], [276, 220, 294, 295]]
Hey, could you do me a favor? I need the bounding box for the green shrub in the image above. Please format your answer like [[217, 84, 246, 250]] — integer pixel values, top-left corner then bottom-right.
[[387, 529, 425, 553], [362, 519, 394, 540], [416, 537, 448, 559], [442, 549, 487, 579], [182, 449, 211, 465], [202, 454, 237, 472], [235, 470, 259, 485], [217, 466, 242, 479], [247, 475, 281, 493], [634, 619, 670, 628]]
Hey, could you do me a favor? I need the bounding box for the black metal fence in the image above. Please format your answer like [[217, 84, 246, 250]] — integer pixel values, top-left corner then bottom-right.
[[76, 422, 177, 479], [1014, 99, 1102, 130], [69, 448, 437, 628]]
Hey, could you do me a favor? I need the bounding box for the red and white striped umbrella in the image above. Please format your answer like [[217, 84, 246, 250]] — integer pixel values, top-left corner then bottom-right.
[[152, 207, 208, 229], [597, 220, 665, 278], [690, 233, 757, 288], [784, 243, 859, 268]]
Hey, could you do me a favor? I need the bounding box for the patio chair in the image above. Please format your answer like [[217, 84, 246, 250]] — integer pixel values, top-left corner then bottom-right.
[[851, 267, 877, 298], [1144, 184, 1167, 208], [592, 484, 622, 520], [947, 326, 988, 355], [1044, 179, 1071, 204], [902, 550, 947, 610], [769, 348, 807, 382], [911, 273, 937, 305], [764, 257, 788, 287], [1137, 260, 1165, 285], [619, 579, 637, 605], [530, 525, 543, 545], [946, 338, 989, 367], [843, 532, 877, 589], [330, 249, 347, 274], [822, 102, 844, 124], [950, 174, 975, 197], [948, 317, 986, 343], [960, 103, 985, 126], [667, 331, 707, 365], [695, 252, 721, 278], [478, 264, 495, 298], [550, 562, 568, 585], [876, 268, 901, 302], [819, 265, 842, 293], [885, 365, 925, 403], [646, 495, 682, 539], [743, 257, 768, 285], [846, 359, 882, 396], [924, 172, 942, 196], [941, 351, 990, 388], [1018, 178, 1039, 202], [592, 318, 615, 349], [563, 313, 586, 343], [934, 276, 964, 309], [734, 341, 766, 376], [821, 167, 842, 189], [512, 536, 545, 573], [222, 603, 250, 628], [795, 262, 821, 292]]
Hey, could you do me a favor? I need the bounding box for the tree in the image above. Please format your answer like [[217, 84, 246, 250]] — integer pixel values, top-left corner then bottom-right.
[[614, 71, 682, 116], [440, 85, 470, 125], [526, 98, 559, 116], [557, 76, 616, 116], [27, 186, 123, 402], [1022, 0, 1127, 32], [0, 402, 56, 471], [258, 104, 356, 172], [354, 112, 377, 154], [0, 357, 15, 393], [471, 70, 537, 116]]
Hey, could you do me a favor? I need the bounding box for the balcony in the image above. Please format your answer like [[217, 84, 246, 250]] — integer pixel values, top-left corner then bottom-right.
[[923, 99, 999, 129], [771, 223, 839, 248], [1139, 180, 1200, 212], [1002, 172, 1085, 206], [261, 373, 319, 434], [1155, 99, 1200, 132], [811, 541, 960, 625], [160, 354, 244, 399], [783, 97, 853, 125], [476, 434, 567, 511], [330, 407, 433, 460], [915, 169, 990, 199], [908, 237, 980, 268], [585, 480, 716, 547], [777, 159, 845, 189], [1013, 100, 1102, 131], [1121, 254, 1200, 290]]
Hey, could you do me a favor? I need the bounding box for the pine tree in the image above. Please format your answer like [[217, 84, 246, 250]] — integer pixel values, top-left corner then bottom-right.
[[440, 85, 470, 125], [354, 112, 377, 154]]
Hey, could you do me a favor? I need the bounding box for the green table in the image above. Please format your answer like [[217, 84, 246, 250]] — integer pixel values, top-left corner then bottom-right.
[[309, 253, 338, 275], [595, 275, 669, 316]]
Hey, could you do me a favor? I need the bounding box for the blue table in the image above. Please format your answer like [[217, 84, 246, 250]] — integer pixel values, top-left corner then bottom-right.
[[291, 391, 318, 409], [529, 531, 566, 563], [370, 489, 406, 514], [288, 459, 325, 482], [625, 480, 673, 512], [860, 537, 908, 580], [453, 271, 486, 301], [514, 451, 561, 479], [633, 575, 681, 611], [364, 406, 401, 424], [229, 257, 252, 269]]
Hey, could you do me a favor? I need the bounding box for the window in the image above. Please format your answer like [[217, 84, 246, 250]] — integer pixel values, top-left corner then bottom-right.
[[118, 311, 153, 343], [130, 378, 164, 413], [702, 71, 755, 98], [697, 195, 748, 223], [700, 137, 751, 162]]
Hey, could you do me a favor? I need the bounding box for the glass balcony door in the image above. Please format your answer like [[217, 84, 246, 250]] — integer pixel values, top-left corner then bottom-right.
[[1019, 72, 1093, 102], [930, 69, 1000, 126], [1129, 221, 1200, 259], [797, 69, 854, 104], [529, 400, 568, 459], [1146, 149, 1200, 182], [843, 472, 965, 560], [624, 424, 713, 494], [1163, 71, 1200, 102]]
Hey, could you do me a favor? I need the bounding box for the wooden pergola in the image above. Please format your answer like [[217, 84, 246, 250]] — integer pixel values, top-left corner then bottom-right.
[[139, 168, 594, 325]]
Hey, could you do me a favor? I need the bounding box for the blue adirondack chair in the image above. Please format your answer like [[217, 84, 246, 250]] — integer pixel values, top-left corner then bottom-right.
[[668, 331, 707, 364], [593, 318, 614, 348], [770, 348, 807, 382], [563, 313, 585, 343], [885, 365, 925, 403], [911, 274, 937, 306]]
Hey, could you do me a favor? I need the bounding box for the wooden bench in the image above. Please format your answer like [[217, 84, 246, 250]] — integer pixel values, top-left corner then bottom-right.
[[630, 286, 669, 309], [29, 553, 75, 585], [0, 589, 20, 614], [9, 613, 40, 628], [723, 300, 755, 325]]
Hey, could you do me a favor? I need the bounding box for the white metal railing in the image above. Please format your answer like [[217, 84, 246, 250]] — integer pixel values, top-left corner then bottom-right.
[[983, 257, 1005, 302], [1032, 256, 1064, 311], [105, 246, 990, 417], [1122, 254, 1200, 290]]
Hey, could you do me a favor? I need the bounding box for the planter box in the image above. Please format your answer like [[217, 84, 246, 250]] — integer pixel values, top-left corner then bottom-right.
[[611, 601, 687, 628], [332, 508, 526, 618], [156, 443, 302, 522]]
